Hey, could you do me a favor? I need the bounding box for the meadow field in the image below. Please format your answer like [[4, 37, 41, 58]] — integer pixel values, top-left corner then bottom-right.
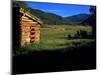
[[17, 25, 95, 55], [14, 25, 96, 74]]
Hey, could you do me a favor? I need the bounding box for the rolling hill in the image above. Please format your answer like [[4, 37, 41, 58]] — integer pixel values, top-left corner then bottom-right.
[[64, 14, 91, 24], [13, 1, 91, 25]]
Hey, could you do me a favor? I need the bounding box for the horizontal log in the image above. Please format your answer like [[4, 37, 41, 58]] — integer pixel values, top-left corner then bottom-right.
[[22, 16, 29, 19], [21, 22, 38, 26], [22, 18, 33, 22], [30, 39, 35, 41], [30, 35, 35, 37], [21, 20, 37, 23]]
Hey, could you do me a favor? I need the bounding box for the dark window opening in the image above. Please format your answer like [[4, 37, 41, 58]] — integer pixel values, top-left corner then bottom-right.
[[31, 28, 35, 31], [30, 36, 35, 39]]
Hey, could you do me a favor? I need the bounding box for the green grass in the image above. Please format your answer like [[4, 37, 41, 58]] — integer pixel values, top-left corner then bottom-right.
[[21, 39, 94, 50], [18, 25, 95, 53]]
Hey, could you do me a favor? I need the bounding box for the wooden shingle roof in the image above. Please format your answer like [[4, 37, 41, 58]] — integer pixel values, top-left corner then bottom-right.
[[20, 8, 43, 25]]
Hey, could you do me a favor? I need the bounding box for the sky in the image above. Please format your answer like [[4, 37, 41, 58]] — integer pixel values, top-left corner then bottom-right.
[[26, 2, 91, 17]]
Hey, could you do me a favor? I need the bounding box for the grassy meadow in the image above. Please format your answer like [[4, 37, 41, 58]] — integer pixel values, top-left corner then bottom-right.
[[17, 25, 95, 55]]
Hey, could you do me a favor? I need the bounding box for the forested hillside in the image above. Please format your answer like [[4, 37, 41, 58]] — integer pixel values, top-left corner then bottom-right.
[[64, 14, 91, 24], [13, 1, 71, 25], [13, 1, 91, 25]]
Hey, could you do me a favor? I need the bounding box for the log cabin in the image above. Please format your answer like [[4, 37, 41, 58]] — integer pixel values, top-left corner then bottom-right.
[[13, 7, 42, 48]]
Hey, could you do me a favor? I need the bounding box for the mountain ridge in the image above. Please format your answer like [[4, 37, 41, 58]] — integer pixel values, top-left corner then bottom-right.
[[13, 1, 91, 25], [64, 14, 91, 24]]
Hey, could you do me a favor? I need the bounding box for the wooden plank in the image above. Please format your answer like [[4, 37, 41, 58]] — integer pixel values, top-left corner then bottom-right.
[[21, 22, 37, 25], [22, 16, 29, 19], [21, 18, 33, 21]]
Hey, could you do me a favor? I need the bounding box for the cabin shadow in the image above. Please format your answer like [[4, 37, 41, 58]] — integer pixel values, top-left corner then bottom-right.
[[12, 42, 96, 74]]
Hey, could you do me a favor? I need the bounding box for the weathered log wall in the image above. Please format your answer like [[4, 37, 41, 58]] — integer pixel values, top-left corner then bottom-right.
[[13, 7, 41, 48], [20, 12, 41, 47]]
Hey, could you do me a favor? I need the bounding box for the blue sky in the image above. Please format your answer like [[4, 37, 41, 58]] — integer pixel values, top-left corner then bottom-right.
[[26, 2, 91, 17]]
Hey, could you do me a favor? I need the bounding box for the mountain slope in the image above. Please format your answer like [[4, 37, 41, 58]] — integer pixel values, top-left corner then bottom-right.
[[13, 1, 73, 25], [13, 1, 91, 25], [64, 14, 91, 24], [27, 8, 71, 25]]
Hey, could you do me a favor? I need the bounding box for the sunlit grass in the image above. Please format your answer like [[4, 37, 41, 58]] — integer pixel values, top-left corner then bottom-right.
[[18, 25, 95, 54]]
